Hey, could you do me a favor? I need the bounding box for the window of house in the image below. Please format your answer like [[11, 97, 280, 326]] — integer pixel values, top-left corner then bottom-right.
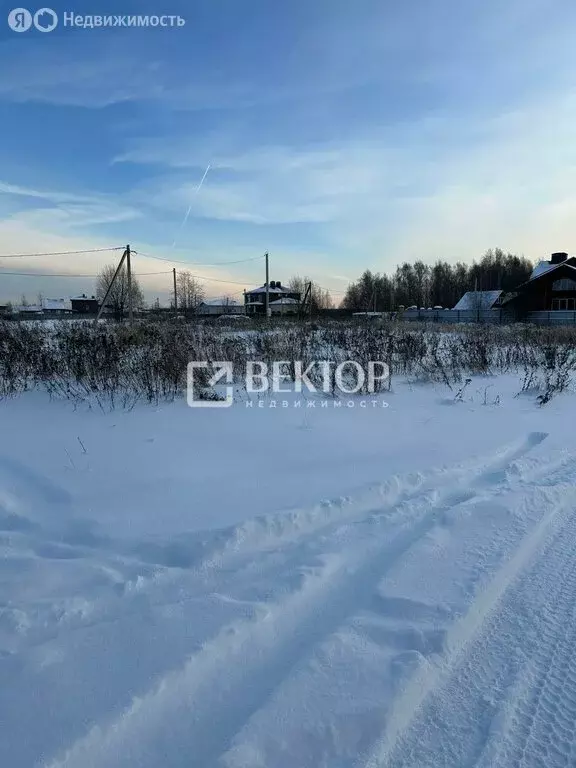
[[551, 298, 575, 310], [552, 278, 576, 291]]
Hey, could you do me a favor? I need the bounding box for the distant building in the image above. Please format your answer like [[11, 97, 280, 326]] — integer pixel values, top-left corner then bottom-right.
[[450, 252, 576, 320], [41, 298, 73, 314], [244, 281, 300, 316], [197, 298, 245, 316], [502, 252, 576, 313], [70, 295, 99, 314], [15, 304, 43, 315]]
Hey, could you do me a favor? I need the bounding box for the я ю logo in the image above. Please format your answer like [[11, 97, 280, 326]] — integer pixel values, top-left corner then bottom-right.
[[8, 7, 58, 32]]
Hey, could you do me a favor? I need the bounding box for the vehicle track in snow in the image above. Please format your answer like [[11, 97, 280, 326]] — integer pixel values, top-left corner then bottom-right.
[[45, 431, 574, 768], [363, 462, 576, 768]]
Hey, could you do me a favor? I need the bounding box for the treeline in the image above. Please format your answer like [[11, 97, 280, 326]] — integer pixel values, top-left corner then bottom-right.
[[342, 248, 533, 311]]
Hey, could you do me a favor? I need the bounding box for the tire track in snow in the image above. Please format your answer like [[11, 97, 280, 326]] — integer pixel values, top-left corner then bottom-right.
[[44, 432, 552, 768], [498, 559, 576, 768], [361, 467, 576, 768], [196, 432, 553, 567]]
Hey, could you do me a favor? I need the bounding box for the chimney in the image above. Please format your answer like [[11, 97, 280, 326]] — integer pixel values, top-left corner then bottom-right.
[[551, 252, 568, 265], [270, 280, 276, 289], [276, 281, 282, 289]]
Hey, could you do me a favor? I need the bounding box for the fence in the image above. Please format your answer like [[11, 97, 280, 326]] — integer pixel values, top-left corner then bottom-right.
[[401, 309, 509, 324], [400, 309, 576, 325]]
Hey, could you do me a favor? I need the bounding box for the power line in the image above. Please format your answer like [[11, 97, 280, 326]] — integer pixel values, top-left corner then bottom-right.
[[0, 245, 345, 293], [133, 250, 265, 267], [0, 246, 124, 259], [134, 271, 173, 276], [0, 271, 101, 278], [184, 273, 252, 286], [0, 269, 251, 286], [0, 270, 172, 278]]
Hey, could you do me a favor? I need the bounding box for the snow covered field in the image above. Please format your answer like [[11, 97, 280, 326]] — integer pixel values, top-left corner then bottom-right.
[[1, 376, 576, 767]]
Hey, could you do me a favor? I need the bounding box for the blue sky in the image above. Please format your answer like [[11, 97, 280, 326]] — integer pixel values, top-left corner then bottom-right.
[[1, 0, 576, 303]]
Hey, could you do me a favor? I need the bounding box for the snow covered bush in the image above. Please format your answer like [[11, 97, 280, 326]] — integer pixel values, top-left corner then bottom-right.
[[1, 318, 575, 407]]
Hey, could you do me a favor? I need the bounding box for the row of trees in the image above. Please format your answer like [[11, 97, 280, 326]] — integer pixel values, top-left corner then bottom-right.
[[342, 249, 534, 312]]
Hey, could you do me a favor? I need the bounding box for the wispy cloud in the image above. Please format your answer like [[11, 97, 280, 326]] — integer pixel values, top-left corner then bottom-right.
[[0, 180, 143, 228]]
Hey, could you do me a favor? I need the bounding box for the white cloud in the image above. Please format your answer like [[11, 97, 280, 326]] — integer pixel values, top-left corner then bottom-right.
[[0, 181, 143, 226]]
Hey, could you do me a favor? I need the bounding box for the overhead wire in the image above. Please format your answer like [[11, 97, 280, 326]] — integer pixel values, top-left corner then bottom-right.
[[132, 250, 265, 267], [0, 246, 124, 259], [0, 270, 172, 278], [0, 244, 347, 296]]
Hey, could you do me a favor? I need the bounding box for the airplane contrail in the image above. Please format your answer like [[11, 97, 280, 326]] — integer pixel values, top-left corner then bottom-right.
[[171, 164, 211, 249]]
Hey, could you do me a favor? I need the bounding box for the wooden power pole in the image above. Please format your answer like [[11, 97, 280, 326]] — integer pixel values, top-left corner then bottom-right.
[[173, 268, 178, 318], [94, 247, 127, 327], [265, 251, 270, 319], [126, 243, 133, 325]]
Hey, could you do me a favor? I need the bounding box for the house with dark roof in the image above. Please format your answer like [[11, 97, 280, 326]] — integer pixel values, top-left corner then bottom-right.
[[244, 281, 300, 316], [70, 295, 99, 314], [502, 252, 576, 314]]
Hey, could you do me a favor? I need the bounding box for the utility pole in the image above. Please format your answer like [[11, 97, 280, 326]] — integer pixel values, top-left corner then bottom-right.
[[126, 243, 133, 325], [306, 281, 313, 321], [94, 248, 128, 327], [173, 268, 178, 318], [300, 282, 311, 322], [265, 251, 270, 319]]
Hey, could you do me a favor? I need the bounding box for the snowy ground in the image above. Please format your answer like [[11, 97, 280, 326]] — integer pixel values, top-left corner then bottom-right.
[[1, 376, 576, 767]]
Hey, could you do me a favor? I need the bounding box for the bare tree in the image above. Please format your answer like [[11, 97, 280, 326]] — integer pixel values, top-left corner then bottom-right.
[[96, 264, 144, 318], [316, 287, 333, 310], [288, 276, 332, 311], [176, 271, 205, 312]]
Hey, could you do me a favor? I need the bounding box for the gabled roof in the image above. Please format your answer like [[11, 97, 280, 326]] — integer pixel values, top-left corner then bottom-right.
[[453, 290, 502, 310], [245, 284, 292, 295], [530, 261, 556, 279], [42, 298, 72, 311], [529, 256, 576, 280], [515, 261, 576, 290]]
